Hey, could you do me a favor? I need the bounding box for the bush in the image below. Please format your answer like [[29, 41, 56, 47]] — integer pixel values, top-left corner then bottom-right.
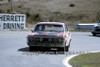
[[0, 10, 2, 13], [25, 12, 30, 18], [7, 9, 10, 13], [18, 5, 22, 8], [31, 13, 42, 21], [69, 4, 75, 7]]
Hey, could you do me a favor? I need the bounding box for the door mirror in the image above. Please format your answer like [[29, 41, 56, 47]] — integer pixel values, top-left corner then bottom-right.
[[31, 30, 34, 32]]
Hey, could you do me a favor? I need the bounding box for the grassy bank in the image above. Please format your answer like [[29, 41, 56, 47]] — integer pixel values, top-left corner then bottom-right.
[[69, 52, 100, 67], [0, 0, 100, 30]]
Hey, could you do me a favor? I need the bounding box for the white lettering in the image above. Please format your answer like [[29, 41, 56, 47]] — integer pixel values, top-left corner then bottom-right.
[[3, 23, 25, 30]]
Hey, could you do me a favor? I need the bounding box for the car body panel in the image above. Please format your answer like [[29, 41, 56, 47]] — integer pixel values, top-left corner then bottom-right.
[[92, 25, 100, 35]]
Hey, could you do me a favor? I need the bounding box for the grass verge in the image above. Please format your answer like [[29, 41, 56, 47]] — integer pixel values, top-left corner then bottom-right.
[[69, 52, 100, 67]]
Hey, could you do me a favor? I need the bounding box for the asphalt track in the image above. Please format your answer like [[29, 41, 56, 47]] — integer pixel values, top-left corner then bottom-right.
[[0, 31, 100, 67]]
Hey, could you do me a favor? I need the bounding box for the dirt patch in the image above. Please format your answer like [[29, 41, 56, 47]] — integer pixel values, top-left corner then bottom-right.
[[0, 0, 100, 30]]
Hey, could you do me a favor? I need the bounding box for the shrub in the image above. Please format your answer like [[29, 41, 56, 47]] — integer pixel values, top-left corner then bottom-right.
[[69, 4, 75, 7], [25, 12, 31, 18], [7, 9, 10, 13], [0, 10, 2, 13], [31, 13, 42, 21]]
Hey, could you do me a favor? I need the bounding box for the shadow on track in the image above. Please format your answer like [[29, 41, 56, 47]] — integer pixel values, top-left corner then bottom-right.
[[88, 34, 100, 37], [18, 47, 65, 55], [18, 47, 29, 52]]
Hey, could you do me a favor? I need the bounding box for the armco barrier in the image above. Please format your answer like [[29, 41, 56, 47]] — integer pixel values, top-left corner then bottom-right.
[[75, 23, 97, 30]]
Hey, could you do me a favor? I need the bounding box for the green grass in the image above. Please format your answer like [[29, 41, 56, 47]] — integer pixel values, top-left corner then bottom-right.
[[69, 52, 100, 67]]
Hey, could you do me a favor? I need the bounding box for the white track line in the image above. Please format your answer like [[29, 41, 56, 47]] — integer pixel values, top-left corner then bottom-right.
[[63, 51, 100, 67]]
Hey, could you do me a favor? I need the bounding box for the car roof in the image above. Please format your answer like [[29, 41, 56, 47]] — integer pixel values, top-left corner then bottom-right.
[[37, 22, 65, 25]]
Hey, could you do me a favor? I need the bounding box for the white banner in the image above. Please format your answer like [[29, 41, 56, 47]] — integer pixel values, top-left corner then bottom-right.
[[0, 14, 26, 30]]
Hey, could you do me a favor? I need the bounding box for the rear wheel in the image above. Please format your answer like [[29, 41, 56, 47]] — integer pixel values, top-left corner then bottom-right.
[[29, 46, 39, 51], [29, 46, 33, 51], [65, 41, 70, 52], [65, 46, 69, 52], [93, 33, 96, 36], [29, 46, 44, 51], [58, 47, 64, 51]]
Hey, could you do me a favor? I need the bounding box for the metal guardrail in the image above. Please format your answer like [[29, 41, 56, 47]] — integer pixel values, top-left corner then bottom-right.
[[75, 23, 97, 30]]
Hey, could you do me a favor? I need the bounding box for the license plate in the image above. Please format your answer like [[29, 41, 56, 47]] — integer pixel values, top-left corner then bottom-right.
[[51, 48, 58, 50]]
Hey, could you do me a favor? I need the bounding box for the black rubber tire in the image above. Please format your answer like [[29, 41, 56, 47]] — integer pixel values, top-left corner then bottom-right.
[[93, 33, 96, 36], [65, 41, 70, 52], [65, 46, 69, 52], [29, 46, 44, 51], [29, 46, 33, 51], [58, 47, 64, 51]]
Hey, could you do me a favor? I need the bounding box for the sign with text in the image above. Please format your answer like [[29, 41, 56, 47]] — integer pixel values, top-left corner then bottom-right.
[[0, 14, 26, 30]]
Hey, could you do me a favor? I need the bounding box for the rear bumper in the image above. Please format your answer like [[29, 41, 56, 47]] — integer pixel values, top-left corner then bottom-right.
[[27, 42, 65, 47]]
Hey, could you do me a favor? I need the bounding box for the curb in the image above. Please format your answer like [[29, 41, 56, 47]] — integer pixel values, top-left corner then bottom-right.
[[63, 54, 79, 67], [63, 51, 100, 67]]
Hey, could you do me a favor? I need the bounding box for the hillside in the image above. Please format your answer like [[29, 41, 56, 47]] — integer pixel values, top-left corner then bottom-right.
[[0, 0, 100, 30]]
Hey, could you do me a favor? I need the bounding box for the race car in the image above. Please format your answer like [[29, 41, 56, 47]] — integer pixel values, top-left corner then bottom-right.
[[92, 25, 100, 36], [27, 22, 71, 51]]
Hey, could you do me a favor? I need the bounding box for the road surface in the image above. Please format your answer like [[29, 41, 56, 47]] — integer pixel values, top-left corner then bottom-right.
[[0, 31, 100, 67]]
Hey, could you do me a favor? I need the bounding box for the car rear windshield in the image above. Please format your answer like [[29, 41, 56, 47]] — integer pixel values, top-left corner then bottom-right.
[[34, 24, 64, 32]]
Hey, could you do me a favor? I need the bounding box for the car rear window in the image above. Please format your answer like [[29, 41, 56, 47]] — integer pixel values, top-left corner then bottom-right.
[[34, 24, 64, 32]]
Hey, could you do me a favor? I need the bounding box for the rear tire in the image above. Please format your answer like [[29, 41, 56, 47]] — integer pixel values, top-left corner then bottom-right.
[[65, 46, 69, 52], [58, 47, 64, 51], [93, 33, 96, 36], [29, 46, 44, 51], [65, 41, 70, 52], [29, 46, 33, 51]]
